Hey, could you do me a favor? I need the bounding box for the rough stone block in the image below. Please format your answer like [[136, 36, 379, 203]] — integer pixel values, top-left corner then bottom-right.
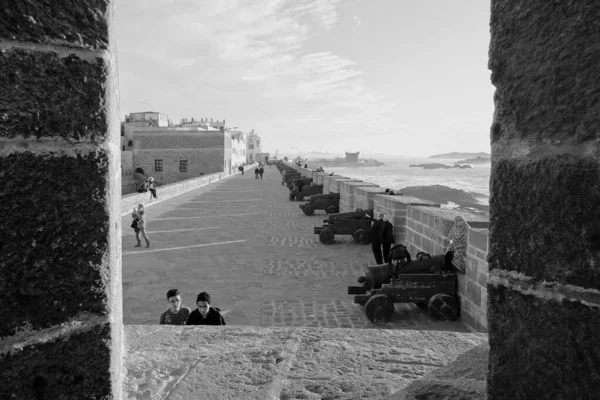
[[477, 268, 489, 287], [421, 237, 434, 254], [489, 1, 600, 144], [466, 280, 482, 308], [414, 222, 423, 234], [0, 324, 113, 399], [488, 284, 600, 399], [461, 309, 476, 332], [468, 228, 489, 252], [0, 1, 109, 49], [0, 49, 108, 140], [489, 156, 600, 289], [467, 258, 479, 282], [0, 152, 112, 336]]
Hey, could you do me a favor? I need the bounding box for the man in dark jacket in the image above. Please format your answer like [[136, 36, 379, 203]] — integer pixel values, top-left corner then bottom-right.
[[369, 212, 386, 264], [382, 218, 395, 263], [186, 292, 226, 325]]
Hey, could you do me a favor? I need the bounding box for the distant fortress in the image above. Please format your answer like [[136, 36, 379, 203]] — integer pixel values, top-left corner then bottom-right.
[[307, 152, 384, 168]]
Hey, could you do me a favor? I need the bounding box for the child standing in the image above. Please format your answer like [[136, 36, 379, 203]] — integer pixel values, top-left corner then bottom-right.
[[159, 289, 191, 325], [132, 203, 151, 248]]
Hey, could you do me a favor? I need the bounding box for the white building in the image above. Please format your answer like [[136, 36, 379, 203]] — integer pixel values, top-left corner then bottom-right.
[[127, 111, 169, 127], [179, 117, 225, 131], [246, 130, 263, 163], [229, 130, 247, 170]]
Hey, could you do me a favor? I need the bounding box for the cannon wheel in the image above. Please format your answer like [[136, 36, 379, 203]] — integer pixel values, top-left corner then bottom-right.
[[365, 294, 394, 323], [302, 205, 314, 216], [353, 229, 369, 244], [427, 294, 459, 321], [319, 228, 335, 244], [326, 205, 338, 214]]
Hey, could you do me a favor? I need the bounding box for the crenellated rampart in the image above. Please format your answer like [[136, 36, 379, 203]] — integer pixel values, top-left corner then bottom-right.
[[286, 161, 490, 333]]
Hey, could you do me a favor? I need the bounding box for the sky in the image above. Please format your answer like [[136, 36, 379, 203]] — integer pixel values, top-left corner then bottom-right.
[[115, 0, 494, 158]]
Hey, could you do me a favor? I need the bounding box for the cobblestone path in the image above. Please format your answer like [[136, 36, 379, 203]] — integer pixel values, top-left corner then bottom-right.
[[121, 167, 469, 332]]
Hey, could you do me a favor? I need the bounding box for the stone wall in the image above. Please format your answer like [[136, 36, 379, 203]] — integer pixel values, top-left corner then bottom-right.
[[134, 148, 225, 185], [463, 228, 489, 333], [354, 186, 388, 212], [121, 163, 257, 216], [0, 1, 123, 398], [373, 195, 440, 248], [339, 181, 379, 213], [487, 1, 600, 397], [321, 175, 349, 194]]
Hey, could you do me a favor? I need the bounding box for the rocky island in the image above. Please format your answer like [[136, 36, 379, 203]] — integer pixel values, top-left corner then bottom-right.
[[456, 156, 491, 164], [429, 152, 490, 159], [409, 163, 472, 169], [399, 184, 489, 214]]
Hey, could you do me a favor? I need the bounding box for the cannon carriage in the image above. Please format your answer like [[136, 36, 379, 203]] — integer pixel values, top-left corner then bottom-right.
[[286, 177, 312, 191], [289, 184, 323, 201], [281, 170, 301, 186], [313, 209, 374, 245], [299, 192, 340, 215], [347, 247, 459, 322]]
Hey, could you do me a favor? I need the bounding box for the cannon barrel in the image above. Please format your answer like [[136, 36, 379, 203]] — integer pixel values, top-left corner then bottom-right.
[[397, 254, 449, 274], [325, 208, 373, 223], [364, 263, 394, 290]]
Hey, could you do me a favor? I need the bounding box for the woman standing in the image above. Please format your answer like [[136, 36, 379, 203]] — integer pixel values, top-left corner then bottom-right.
[[131, 204, 151, 248]]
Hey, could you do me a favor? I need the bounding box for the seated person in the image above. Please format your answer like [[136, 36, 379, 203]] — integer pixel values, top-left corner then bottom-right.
[[186, 292, 226, 325], [159, 289, 191, 325], [295, 179, 305, 192]]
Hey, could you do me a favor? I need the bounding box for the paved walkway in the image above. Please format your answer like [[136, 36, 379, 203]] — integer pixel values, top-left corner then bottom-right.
[[121, 167, 469, 332]]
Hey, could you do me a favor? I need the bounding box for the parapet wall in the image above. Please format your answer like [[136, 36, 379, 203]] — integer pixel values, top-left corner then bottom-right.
[[122, 163, 258, 216], [292, 163, 491, 333]]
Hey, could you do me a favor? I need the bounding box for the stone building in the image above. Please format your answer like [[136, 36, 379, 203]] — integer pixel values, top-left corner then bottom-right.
[[246, 129, 263, 163], [229, 130, 247, 170], [179, 117, 225, 131], [130, 126, 232, 186], [127, 111, 169, 127]]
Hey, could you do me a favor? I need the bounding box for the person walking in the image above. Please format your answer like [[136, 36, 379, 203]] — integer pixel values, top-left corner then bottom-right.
[[259, 165, 264, 179], [254, 167, 259, 179], [382, 217, 395, 263], [131, 203, 151, 248], [186, 292, 226, 325], [369, 212, 386, 264], [147, 177, 158, 200]]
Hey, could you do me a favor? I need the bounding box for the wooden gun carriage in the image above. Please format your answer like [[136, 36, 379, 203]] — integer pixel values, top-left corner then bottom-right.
[[289, 184, 323, 201], [299, 193, 340, 215], [281, 170, 301, 186], [348, 250, 459, 322], [313, 209, 373, 244]]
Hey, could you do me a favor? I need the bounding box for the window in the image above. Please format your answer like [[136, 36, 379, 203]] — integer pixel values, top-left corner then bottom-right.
[[249, 144, 254, 149], [155, 159, 163, 172], [128, 140, 133, 147], [122, 145, 125, 151], [179, 160, 188, 172]]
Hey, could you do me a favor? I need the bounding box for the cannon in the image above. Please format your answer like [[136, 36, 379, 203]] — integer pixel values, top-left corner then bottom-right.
[[286, 177, 313, 191], [313, 209, 373, 245], [299, 192, 340, 215], [347, 247, 459, 322], [289, 184, 323, 201], [282, 170, 301, 186]]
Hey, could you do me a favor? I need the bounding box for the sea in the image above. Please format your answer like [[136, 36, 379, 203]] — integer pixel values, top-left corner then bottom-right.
[[317, 156, 491, 207]]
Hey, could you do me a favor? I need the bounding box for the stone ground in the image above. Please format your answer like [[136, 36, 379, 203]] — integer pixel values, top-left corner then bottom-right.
[[123, 326, 488, 400], [122, 166, 470, 332]]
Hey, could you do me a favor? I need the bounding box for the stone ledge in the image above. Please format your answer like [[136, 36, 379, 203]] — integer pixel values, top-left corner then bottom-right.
[[124, 325, 487, 400], [388, 342, 489, 399]]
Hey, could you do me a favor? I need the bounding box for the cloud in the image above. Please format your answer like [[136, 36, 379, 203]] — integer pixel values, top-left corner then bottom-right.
[[116, 0, 408, 146]]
